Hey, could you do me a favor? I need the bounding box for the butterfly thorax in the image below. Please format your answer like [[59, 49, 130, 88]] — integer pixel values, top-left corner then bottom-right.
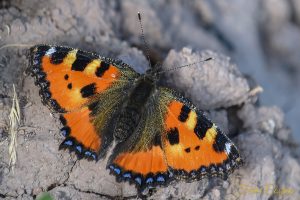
[[114, 75, 156, 141]]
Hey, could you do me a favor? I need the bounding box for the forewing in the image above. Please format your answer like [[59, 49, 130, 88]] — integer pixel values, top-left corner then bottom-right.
[[29, 45, 139, 160], [158, 88, 242, 179], [29, 44, 139, 112]]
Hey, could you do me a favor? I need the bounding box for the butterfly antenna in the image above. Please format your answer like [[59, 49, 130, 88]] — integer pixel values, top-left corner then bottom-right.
[[138, 12, 152, 69], [0, 43, 33, 51], [157, 57, 213, 75]]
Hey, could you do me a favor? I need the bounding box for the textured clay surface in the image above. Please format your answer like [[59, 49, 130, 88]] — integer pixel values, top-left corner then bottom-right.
[[0, 0, 300, 199]]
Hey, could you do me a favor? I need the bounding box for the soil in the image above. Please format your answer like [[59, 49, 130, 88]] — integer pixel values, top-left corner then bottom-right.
[[0, 0, 300, 199]]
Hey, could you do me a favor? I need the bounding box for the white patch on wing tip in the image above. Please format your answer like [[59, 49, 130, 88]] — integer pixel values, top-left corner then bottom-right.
[[225, 143, 232, 154], [46, 47, 56, 56]]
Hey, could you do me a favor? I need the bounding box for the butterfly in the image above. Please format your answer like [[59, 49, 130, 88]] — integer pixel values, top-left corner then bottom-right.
[[28, 44, 242, 190]]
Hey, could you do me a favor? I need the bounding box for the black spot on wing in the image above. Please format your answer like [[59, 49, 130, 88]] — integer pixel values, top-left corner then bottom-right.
[[184, 147, 191, 153], [194, 114, 213, 140], [80, 83, 96, 98], [71, 50, 92, 71], [64, 74, 69, 80], [95, 61, 110, 77], [178, 105, 191, 122], [88, 101, 99, 115], [50, 46, 70, 64], [213, 128, 228, 152], [67, 83, 72, 89], [36, 45, 50, 55], [167, 128, 179, 145]]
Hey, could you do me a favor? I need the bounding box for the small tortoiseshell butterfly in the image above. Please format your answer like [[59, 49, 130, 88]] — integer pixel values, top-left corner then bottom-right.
[[28, 16, 242, 190]]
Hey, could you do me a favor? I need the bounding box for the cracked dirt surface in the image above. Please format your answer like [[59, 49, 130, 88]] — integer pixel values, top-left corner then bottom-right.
[[1, 0, 300, 199]]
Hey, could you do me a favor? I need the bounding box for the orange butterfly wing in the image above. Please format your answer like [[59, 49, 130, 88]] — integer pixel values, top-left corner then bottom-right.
[[108, 88, 242, 189], [30, 45, 124, 112], [30, 45, 242, 189], [107, 101, 172, 188], [160, 88, 242, 179], [29, 45, 138, 159], [109, 145, 169, 186], [59, 107, 101, 159]]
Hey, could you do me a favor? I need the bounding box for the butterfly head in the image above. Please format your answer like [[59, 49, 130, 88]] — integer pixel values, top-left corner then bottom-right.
[[144, 62, 162, 83]]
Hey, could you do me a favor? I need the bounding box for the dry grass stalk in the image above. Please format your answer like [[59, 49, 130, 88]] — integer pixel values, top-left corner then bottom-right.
[[8, 84, 20, 172]]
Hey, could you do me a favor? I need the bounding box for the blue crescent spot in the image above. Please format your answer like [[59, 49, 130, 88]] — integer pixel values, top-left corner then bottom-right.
[[146, 177, 154, 184], [157, 176, 165, 182], [44, 92, 51, 98], [60, 129, 67, 137], [211, 166, 216, 171], [91, 153, 97, 160], [114, 168, 121, 174], [76, 145, 82, 153], [85, 151, 92, 156], [123, 173, 131, 178], [135, 177, 142, 185], [64, 140, 73, 146], [109, 165, 115, 170]]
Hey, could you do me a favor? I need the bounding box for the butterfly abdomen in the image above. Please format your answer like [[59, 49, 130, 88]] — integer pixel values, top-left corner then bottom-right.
[[114, 78, 154, 141]]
